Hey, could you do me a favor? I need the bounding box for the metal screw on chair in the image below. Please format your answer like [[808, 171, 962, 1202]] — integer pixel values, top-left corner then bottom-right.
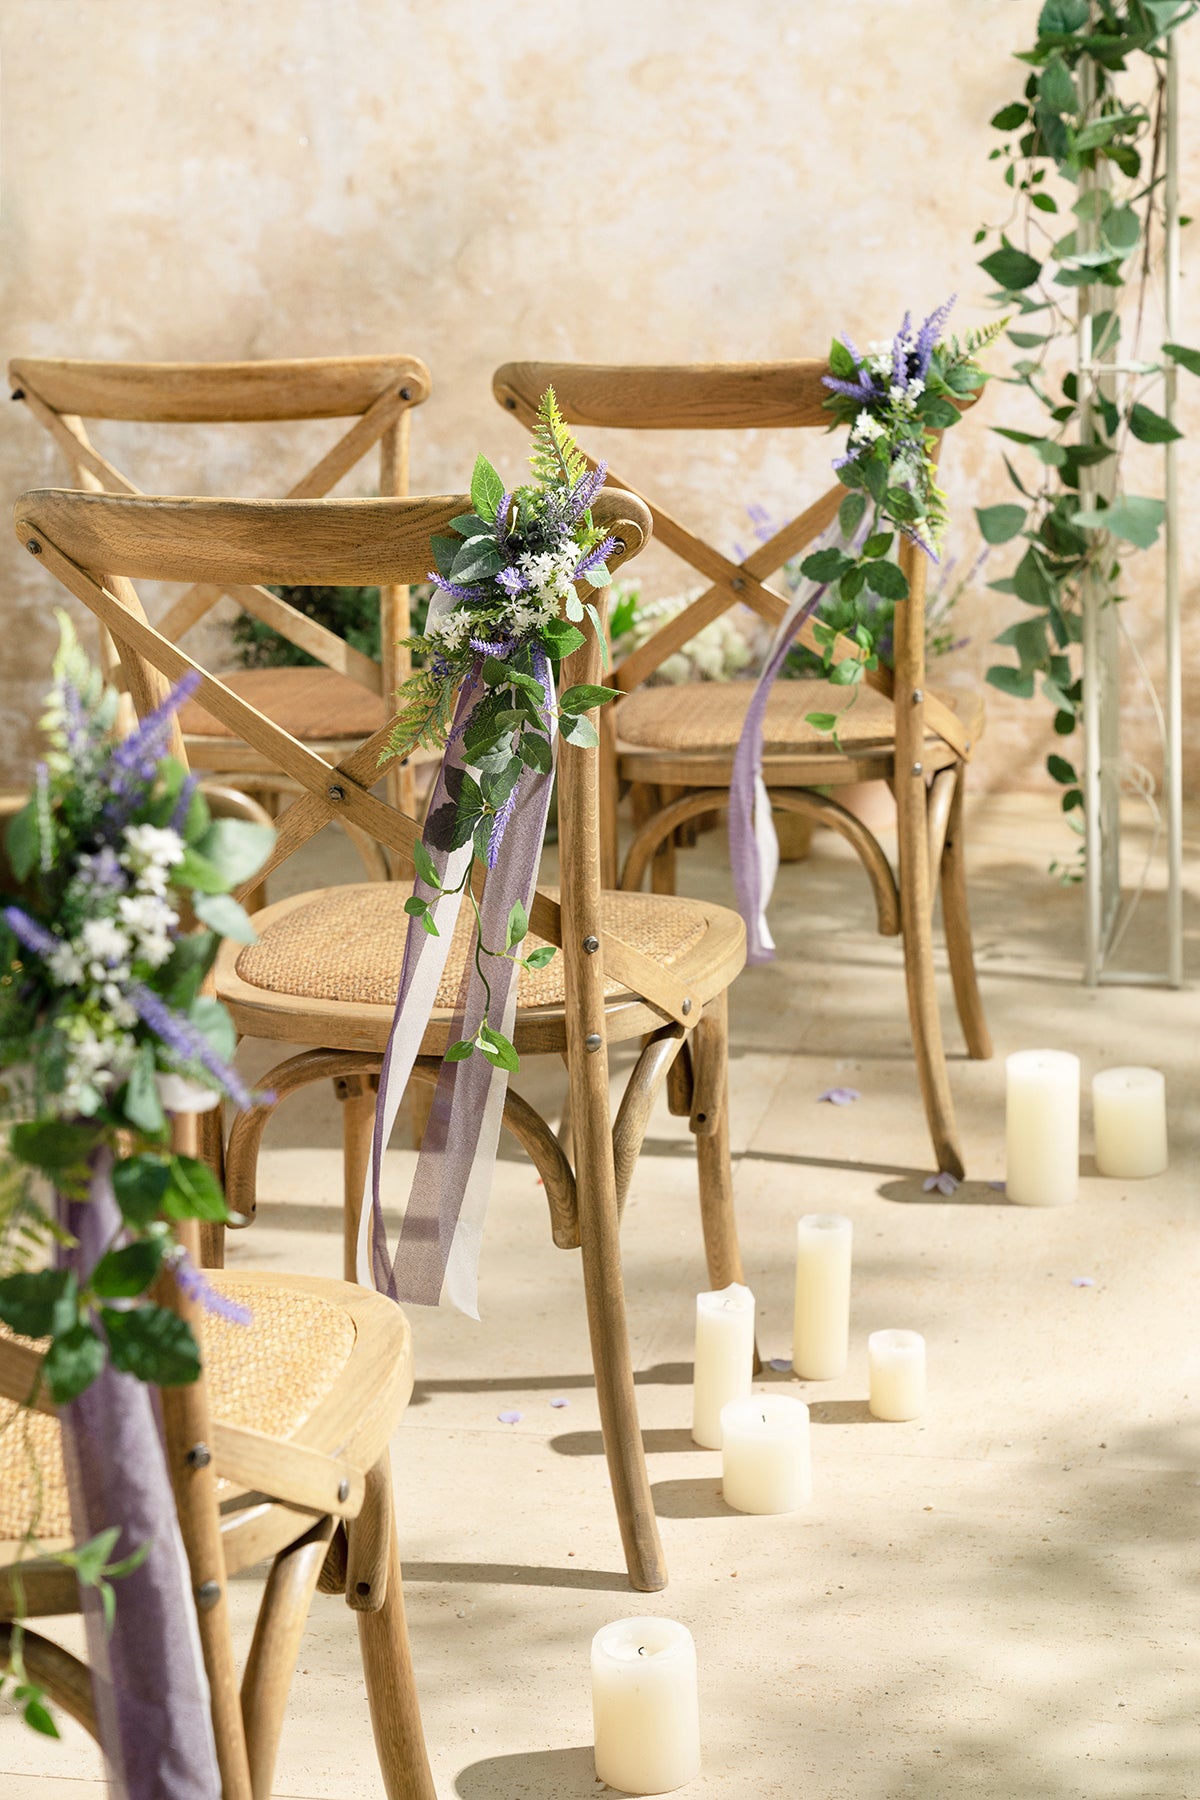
[[681, 998, 693, 1016], [505, 396, 517, 410], [25, 540, 41, 555], [195, 1581, 221, 1611], [911, 762, 924, 776], [327, 785, 345, 803], [337, 1477, 350, 1503], [964, 739, 972, 752], [582, 935, 599, 955], [584, 1032, 602, 1052], [731, 577, 746, 592], [912, 689, 924, 704], [355, 1580, 372, 1598], [10, 388, 24, 401], [185, 1443, 212, 1470], [399, 386, 411, 401]]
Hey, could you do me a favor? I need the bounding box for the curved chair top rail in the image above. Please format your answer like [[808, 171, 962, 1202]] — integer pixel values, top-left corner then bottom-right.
[[8, 353, 432, 423], [14, 486, 653, 591], [494, 360, 832, 432]]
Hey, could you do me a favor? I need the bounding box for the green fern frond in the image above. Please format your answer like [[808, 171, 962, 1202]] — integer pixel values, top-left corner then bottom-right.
[[961, 316, 1009, 358], [528, 387, 587, 489], [380, 668, 457, 765]]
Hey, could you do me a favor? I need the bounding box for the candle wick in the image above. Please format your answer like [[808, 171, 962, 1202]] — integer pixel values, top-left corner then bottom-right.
[[637, 1645, 646, 1657]]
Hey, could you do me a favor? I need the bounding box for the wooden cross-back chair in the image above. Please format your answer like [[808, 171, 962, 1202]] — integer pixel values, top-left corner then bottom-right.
[[0, 1119, 435, 1800], [493, 362, 993, 1179], [14, 483, 751, 1594], [9, 353, 432, 866]]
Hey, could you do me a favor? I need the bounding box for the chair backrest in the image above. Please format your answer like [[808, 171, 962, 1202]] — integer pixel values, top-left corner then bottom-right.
[[492, 361, 971, 766], [13, 486, 694, 1029], [9, 354, 431, 718]]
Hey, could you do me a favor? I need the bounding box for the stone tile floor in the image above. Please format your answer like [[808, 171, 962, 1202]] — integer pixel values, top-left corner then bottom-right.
[[3, 791, 1197, 1797]]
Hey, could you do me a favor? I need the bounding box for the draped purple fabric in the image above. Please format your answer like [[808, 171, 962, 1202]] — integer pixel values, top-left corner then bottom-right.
[[364, 657, 556, 1315], [58, 1148, 220, 1799]]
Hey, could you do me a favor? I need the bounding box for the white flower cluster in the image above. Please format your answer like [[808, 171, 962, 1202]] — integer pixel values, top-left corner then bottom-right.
[[46, 822, 185, 1111], [519, 541, 578, 594], [616, 589, 754, 686], [426, 609, 474, 654]]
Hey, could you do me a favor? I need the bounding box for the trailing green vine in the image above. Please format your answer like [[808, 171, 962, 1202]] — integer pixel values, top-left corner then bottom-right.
[[976, 0, 1196, 868]]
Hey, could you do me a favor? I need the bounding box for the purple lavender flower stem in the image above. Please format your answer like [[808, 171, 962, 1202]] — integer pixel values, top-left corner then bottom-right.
[[3, 905, 61, 960], [169, 774, 198, 835], [127, 983, 258, 1113], [171, 1250, 251, 1324], [572, 535, 617, 582]]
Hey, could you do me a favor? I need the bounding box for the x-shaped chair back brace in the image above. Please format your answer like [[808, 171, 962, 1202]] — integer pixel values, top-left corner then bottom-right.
[[492, 361, 972, 765], [13, 487, 696, 1031], [9, 355, 430, 710]]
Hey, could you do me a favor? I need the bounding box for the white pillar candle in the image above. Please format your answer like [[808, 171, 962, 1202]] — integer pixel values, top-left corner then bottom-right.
[[1005, 1049, 1079, 1207], [691, 1282, 755, 1449], [591, 1617, 701, 1794], [1092, 1066, 1168, 1178], [792, 1213, 852, 1379], [868, 1329, 926, 1421], [720, 1395, 812, 1514]]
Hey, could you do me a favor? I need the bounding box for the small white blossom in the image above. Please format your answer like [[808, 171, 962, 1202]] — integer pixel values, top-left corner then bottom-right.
[[427, 610, 472, 652], [907, 378, 925, 400], [850, 412, 886, 445], [101, 983, 138, 1029], [46, 943, 85, 986], [81, 918, 131, 965], [122, 823, 185, 874]]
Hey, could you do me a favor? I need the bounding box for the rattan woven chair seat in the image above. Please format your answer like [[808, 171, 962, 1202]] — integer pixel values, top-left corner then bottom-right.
[[617, 678, 983, 756], [0, 1277, 356, 1540], [180, 666, 389, 744], [234, 883, 710, 1011]]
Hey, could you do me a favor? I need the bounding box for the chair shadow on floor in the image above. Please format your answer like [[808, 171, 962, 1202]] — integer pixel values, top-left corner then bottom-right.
[[404, 1560, 630, 1593], [455, 1745, 597, 1797], [408, 1361, 693, 1409], [876, 1175, 1010, 1205], [650, 1476, 731, 1519]]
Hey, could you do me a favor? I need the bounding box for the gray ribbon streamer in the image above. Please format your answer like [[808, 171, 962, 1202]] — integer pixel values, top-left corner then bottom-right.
[[58, 1148, 220, 1799]]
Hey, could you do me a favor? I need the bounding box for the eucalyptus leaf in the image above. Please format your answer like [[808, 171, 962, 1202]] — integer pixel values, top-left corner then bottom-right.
[[1071, 494, 1165, 548], [192, 892, 257, 944], [1127, 402, 1182, 445], [976, 503, 1027, 545], [979, 244, 1042, 292], [986, 664, 1036, 699]]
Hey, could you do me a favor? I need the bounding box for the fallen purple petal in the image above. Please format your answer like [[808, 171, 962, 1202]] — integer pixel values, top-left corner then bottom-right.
[[549, 1397, 569, 1409], [1071, 1276, 1096, 1288], [988, 1180, 1006, 1193], [497, 1409, 523, 1424], [817, 1087, 861, 1106], [922, 1171, 959, 1196], [767, 1357, 792, 1373]]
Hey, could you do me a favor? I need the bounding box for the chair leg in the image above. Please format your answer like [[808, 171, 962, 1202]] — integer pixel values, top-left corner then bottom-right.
[[577, 1158, 668, 1591], [241, 1518, 335, 1800], [897, 769, 965, 1179], [197, 1100, 226, 1268], [357, 1520, 437, 1800], [689, 992, 746, 1292], [940, 765, 993, 1062], [689, 991, 760, 1373], [336, 1072, 378, 1285]]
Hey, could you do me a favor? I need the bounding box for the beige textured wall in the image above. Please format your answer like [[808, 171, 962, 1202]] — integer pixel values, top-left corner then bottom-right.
[[1, 0, 1197, 795]]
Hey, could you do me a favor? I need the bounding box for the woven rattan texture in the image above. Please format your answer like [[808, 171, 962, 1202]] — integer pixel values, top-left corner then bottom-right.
[[617, 679, 980, 754], [0, 1279, 356, 1540], [236, 885, 710, 1009], [180, 666, 390, 743]]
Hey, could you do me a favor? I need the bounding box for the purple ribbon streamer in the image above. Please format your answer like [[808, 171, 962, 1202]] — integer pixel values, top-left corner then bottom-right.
[[728, 585, 828, 964], [366, 656, 555, 1314], [58, 1148, 220, 1799]]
